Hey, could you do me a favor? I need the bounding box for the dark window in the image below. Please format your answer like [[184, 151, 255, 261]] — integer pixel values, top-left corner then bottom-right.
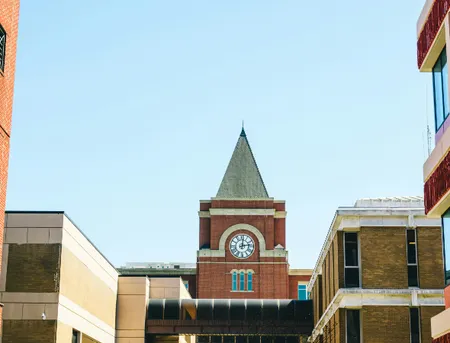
[[407, 229, 419, 287], [0, 24, 5, 74], [344, 233, 360, 288], [346, 310, 361, 343], [164, 299, 180, 320], [72, 330, 79, 343], [443, 210, 450, 286], [410, 308, 421, 343], [433, 47, 449, 131], [212, 337, 223, 343]]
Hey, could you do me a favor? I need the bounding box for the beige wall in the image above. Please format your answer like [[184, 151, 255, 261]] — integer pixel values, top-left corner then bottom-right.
[[1, 213, 119, 343], [116, 277, 150, 343]]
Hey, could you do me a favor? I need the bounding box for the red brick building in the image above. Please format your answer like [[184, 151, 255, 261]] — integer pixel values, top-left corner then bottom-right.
[[0, 0, 20, 336], [196, 128, 308, 299]]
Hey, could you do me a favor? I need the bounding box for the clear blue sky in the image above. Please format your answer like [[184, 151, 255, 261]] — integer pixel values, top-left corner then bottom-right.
[[7, 0, 433, 268]]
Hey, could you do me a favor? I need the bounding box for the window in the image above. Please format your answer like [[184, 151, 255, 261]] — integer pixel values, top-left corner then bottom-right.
[[297, 284, 307, 300], [183, 280, 189, 290], [0, 24, 5, 74], [344, 232, 360, 288], [433, 47, 449, 131], [72, 330, 80, 343], [410, 308, 421, 343], [346, 310, 361, 343], [443, 210, 450, 286], [407, 229, 419, 287], [239, 271, 245, 291], [232, 271, 237, 291], [247, 271, 253, 291]]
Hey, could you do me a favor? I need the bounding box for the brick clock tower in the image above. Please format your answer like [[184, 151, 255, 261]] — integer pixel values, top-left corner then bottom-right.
[[197, 129, 289, 299]]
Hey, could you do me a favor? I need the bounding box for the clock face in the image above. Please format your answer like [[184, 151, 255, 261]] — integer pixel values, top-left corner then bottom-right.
[[229, 234, 255, 259]]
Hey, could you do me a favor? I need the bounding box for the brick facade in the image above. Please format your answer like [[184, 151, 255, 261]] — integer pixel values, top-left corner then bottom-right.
[[360, 227, 408, 288], [197, 200, 289, 299], [3, 320, 56, 343], [5, 244, 61, 293], [0, 0, 20, 336]]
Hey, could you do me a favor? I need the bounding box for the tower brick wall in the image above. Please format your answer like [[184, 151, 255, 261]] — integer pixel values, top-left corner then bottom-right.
[[0, 0, 20, 336]]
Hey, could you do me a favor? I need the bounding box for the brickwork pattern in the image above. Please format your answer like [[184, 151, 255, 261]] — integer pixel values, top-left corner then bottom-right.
[[3, 320, 56, 343], [197, 199, 289, 299], [288, 274, 311, 300], [0, 1, 20, 335], [417, 227, 445, 289], [360, 227, 408, 288], [6, 244, 61, 292], [362, 306, 410, 343]]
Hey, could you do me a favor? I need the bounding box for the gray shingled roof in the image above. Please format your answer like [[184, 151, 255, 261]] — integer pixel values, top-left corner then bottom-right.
[[216, 129, 269, 199]]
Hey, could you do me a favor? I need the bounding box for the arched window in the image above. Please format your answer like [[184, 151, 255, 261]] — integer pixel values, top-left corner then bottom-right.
[[247, 271, 253, 291], [239, 271, 245, 291], [232, 271, 237, 291]]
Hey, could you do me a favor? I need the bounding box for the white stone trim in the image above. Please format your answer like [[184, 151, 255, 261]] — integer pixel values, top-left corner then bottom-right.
[[210, 209, 275, 216], [307, 209, 440, 292], [309, 288, 444, 342], [62, 216, 118, 293], [198, 211, 210, 218], [58, 294, 115, 343], [197, 249, 226, 258], [219, 224, 266, 252], [274, 211, 287, 219]]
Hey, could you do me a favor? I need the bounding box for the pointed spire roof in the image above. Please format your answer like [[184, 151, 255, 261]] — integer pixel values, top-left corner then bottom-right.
[[216, 128, 269, 199]]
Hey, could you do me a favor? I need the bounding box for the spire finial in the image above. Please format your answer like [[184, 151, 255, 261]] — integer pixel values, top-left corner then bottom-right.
[[240, 120, 246, 137]]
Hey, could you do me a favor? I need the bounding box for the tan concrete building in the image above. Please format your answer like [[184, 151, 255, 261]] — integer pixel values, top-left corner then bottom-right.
[[0, 212, 119, 343], [308, 197, 445, 343]]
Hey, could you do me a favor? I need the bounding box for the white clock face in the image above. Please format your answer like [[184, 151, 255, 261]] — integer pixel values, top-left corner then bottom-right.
[[229, 234, 255, 259]]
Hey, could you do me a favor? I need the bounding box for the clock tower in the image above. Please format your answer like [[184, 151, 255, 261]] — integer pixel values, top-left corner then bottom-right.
[[197, 128, 289, 299]]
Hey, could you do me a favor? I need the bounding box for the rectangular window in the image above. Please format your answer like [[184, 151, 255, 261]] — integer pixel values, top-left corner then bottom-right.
[[239, 271, 245, 291], [407, 229, 419, 287], [410, 308, 421, 343], [247, 272, 253, 291], [344, 232, 360, 288], [346, 310, 361, 343], [433, 47, 449, 131], [443, 210, 450, 286], [297, 284, 307, 300], [0, 24, 5, 74], [183, 280, 189, 290], [232, 272, 237, 291], [72, 330, 80, 343]]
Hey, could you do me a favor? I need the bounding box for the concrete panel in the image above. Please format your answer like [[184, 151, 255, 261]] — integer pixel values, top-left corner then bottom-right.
[[118, 278, 148, 295], [150, 278, 181, 288], [0, 243, 9, 291], [165, 287, 180, 299], [44, 303, 58, 320], [3, 303, 23, 319], [116, 330, 144, 338], [27, 227, 50, 244], [49, 227, 63, 243], [22, 303, 45, 319], [150, 287, 166, 299], [2, 292, 59, 303], [116, 294, 147, 330], [4, 227, 27, 244], [6, 213, 64, 228]]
